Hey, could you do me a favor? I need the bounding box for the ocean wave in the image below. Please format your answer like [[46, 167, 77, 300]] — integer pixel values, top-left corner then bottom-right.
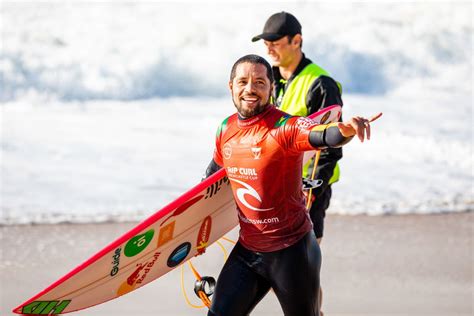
[[1, 2, 471, 101]]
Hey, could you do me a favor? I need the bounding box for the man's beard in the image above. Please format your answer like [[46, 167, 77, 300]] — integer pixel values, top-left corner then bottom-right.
[[232, 95, 270, 118]]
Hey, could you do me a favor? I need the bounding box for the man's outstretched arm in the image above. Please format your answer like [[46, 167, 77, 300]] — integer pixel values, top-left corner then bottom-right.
[[309, 113, 383, 148]]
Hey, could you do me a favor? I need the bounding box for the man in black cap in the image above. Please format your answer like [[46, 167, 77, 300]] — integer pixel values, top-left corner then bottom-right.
[[252, 11, 344, 315]]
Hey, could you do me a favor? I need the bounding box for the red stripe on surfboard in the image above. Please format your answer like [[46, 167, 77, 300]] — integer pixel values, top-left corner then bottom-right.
[[160, 195, 204, 226]]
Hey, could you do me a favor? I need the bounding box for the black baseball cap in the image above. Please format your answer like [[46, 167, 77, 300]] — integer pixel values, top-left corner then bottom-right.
[[252, 12, 302, 42]]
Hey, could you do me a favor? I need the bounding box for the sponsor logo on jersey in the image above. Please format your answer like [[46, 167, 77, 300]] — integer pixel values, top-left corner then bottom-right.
[[223, 143, 232, 159], [239, 135, 261, 145], [295, 117, 318, 130], [229, 178, 273, 212], [227, 167, 258, 176], [238, 212, 280, 225], [251, 147, 261, 159]]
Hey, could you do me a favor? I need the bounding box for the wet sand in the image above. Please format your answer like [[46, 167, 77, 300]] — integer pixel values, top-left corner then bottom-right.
[[1, 212, 472, 316]]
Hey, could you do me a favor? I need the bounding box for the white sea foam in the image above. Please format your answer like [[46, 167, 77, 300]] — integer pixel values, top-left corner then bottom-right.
[[1, 2, 471, 100]]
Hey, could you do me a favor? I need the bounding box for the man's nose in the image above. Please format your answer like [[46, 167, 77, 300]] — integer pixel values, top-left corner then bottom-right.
[[244, 81, 256, 93], [266, 45, 273, 55]]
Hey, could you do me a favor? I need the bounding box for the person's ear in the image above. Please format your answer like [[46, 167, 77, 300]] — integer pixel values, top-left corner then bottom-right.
[[292, 34, 302, 47]]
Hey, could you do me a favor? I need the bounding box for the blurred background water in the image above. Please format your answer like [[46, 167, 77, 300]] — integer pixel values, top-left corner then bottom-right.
[[1, 1, 472, 224]]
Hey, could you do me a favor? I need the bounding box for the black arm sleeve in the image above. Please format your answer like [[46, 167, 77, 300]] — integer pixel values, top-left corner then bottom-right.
[[308, 125, 353, 149], [202, 159, 222, 181]]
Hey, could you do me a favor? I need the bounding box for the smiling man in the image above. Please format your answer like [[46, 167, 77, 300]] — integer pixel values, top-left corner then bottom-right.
[[203, 54, 381, 316], [228, 55, 273, 118]]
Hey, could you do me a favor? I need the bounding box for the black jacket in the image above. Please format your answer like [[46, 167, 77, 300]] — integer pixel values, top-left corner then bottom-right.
[[273, 55, 343, 195]]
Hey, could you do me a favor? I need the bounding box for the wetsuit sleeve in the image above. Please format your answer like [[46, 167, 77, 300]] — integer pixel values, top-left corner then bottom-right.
[[202, 158, 222, 180], [280, 119, 352, 152], [213, 147, 223, 167], [279, 117, 320, 152], [309, 123, 353, 148], [213, 120, 226, 166], [203, 120, 227, 180]]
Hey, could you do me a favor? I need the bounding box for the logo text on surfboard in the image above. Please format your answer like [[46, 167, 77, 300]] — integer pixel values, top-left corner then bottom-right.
[[117, 251, 161, 296], [124, 229, 154, 257], [110, 247, 122, 276], [205, 177, 230, 199], [21, 300, 71, 315], [196, 216, 212, 254]]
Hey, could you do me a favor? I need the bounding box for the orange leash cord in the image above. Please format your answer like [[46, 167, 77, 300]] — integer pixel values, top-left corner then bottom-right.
[[180, 236, 237, 309]]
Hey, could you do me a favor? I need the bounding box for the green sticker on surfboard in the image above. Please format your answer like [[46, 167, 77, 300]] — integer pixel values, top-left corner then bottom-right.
[[124, 229, 154, 257]]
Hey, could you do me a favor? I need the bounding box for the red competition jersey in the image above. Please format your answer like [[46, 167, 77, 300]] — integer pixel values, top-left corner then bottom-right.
[[214, 105, 322, 252]]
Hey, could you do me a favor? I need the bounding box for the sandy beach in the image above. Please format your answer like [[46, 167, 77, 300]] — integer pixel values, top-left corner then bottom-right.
[[1, 212, 472, 316]]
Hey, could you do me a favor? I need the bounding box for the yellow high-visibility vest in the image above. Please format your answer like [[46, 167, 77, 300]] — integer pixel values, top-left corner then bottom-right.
[[277, 63, 342, 183]]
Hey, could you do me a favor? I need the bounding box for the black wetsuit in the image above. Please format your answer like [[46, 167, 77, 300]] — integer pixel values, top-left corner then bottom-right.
[[208, 232, 321, 316]]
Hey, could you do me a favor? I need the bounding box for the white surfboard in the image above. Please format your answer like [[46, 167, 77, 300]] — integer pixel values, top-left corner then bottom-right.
[[13, 105, 341, 315]]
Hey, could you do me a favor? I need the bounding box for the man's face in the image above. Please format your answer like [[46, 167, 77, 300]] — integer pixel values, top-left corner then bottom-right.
[[263, 35, 300, 67], [229, 62, 273, 118]]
